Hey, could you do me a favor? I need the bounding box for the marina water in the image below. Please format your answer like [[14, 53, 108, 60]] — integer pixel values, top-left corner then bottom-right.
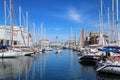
[[0, 48, 120, 80]]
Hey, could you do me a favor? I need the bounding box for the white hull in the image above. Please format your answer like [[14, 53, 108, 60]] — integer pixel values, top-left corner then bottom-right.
[[56, 50, 62, 53], [13, 48, 35, 56], [17, 51, 34, 56], [0, 50, 18, 58], [42, 47, 53, 52], [45, 47, 53, 51], [96, 61, 120, 75], [97, 65, 120, 75]]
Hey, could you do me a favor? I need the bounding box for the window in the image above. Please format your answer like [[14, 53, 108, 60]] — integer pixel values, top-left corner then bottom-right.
[[6, 40, 9, 45], [14, 41, 17, 45], [0, 40, 3, 44]]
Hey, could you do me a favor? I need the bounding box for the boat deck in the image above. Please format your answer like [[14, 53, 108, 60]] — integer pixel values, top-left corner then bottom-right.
[[107, 56, 120, 61]]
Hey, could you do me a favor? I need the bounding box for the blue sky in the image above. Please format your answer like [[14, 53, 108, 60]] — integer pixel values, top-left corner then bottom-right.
[[0, 0, 120, 42]]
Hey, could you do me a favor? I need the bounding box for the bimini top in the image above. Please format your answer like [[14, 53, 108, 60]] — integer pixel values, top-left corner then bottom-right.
[[0, 44, 11, 49], [104, 46, 120, 49], [99, 48, 119, 53]]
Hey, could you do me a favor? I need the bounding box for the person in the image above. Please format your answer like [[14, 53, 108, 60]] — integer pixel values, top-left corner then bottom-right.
[[102, 56, 106, 62]]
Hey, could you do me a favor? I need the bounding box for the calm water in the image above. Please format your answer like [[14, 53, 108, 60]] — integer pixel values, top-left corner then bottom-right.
[[0, 49, 120, 80]]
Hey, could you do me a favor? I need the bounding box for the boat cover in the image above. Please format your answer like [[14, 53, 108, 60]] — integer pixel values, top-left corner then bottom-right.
[[99, 48, 119, 53], [104, 46, 120, 49]]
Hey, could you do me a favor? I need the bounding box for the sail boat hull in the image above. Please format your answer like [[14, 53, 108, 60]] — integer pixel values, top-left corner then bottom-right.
[[96, 64, 120, 75], [0, 50, 18, 58]]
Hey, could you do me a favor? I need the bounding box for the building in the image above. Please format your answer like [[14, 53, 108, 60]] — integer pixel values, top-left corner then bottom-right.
[[85, 32, 109, 45], [50, 42, 62, 46], [0, 26, 33, 47], [39, 39, 50, 47]]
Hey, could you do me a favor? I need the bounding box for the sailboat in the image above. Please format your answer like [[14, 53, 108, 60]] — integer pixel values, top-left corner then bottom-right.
[[79, 0, 107, 64], [0, 0, 18, 58], [11, 5, 35, 56], [41, 24, 53, 53], [96, 0, 120, 75], [0, 0, 35, 57]]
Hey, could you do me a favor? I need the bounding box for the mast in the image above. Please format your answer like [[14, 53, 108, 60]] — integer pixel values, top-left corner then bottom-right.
[[68, 33, 70, 42], [99, 0, 103, 46], [43, 27, 45, 40], [4, 0, 6, 28], [75, 32, 77, 48], [116, 0, 119, 45], [10, 0, 12, 25], [100, 0, 103, 33], [112, 0, 114, 42], [108, 8, 110, 44], [56, 36, 58, 46], [19, 6, 21, 46], [33, 22, 35, 45], [70, 27, 72, 48], [4, 0, 6, 45], [68, 32, 71, 47], [40, 22, 43, 48], [74, 33, 76, 47], [26, 11, 29, 46], [19, 6, 26, 46], [78, 30, 81, 46], [11, 0, 14, 46], [19, 6, 21, 27], [82, 29, 84, 45], [69, 29, 71, 41], [70, 27, 72, 41], [41, 22, 43, 40], [19, 6, 22, 46], [99, 11, 101, 34], [94, 23, 96, 44]]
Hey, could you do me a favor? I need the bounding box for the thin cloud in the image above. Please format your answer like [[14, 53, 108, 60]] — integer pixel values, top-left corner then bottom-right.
[[46, 34, 69, 42], [67, 8, 81, 23], [47, 27, 64, 31], [52, 7, 82, 23], [55, 27, 63, 31]]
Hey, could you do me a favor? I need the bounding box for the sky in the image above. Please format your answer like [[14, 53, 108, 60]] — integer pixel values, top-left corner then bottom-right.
[[0, 0, 120, 42]]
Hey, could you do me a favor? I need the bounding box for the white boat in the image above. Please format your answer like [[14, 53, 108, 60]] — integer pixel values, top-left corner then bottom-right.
[[12, 48, 35, 56], [96, 46, 120, 75], [79, 45, 103, 64], [80, 46, 102, 56], [63, 45, 69, 49], [96, 60, 120, 75], [42, 46, 53, 53], [44, 46, 53, 51], [56, 48, 62, 53], [21, 48, 35, 56], [34, 48, 42, 53], [0, 50, 18, 58]]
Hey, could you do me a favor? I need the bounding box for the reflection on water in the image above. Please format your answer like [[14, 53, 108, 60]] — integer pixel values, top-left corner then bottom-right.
[[0, 49, 120, 80], [97, 73, 120, 80], [0, 56, 33, 80]]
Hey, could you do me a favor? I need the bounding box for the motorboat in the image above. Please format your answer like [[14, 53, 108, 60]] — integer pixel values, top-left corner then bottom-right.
[[96, 46, 120, 75], [56, 48, 62, 53]]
